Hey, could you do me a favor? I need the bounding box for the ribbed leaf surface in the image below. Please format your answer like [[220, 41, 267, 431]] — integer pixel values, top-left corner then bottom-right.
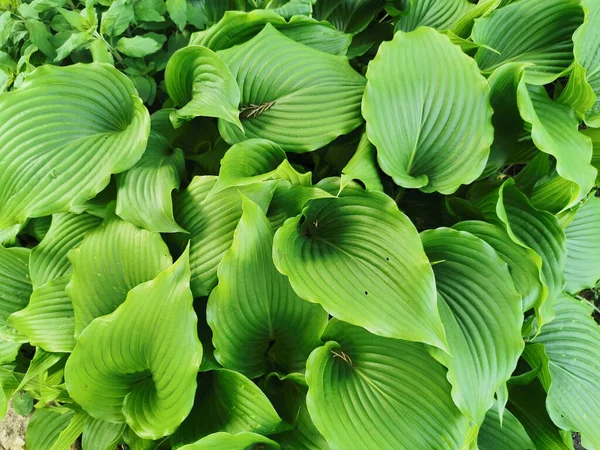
[[0, 247, 31, 342]]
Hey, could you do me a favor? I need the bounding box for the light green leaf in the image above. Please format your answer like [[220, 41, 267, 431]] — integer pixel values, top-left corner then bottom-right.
[[208, 197, 327, 378], [478, 401, 534, 450], [134, 0, 166, 22], [0, 63, 150, 230], [472, 0, 583, 85], [166, 0, 187, 30], [26, 408, 86, 450], [564, 195, 600, 293], [517, 83, 596, 210], [340, 132, 383, 192], [9, 276, 75, 353], [100, 0, 134, 36], [116, 35, 163, 57], [217, 24, 365, 153], [189, 10, 351, 56], [172, 176, 276, 296], [116, 132, 186, 233], [582, 128, 600, 186], [395, 0, 473, 32], [421, 228, 524, 430], [313, 0, 385, 33], [29, 212, 102, 288], [165, 45, 241, 130], [557, 62, 596, 120], [54, 31, 92, 62], [65, 249, 202, 439], [0, 247, 31, 342], [306, 319, 470, 450], [267, 181, 333, 230], [453, 220, 544, 314], [16, 347, 62, 391], [12, 390, 34, 416], [172, 369, 287, 447], [180, 432, 280, 450], [25, 19, 56, 58], [67, 209, 172, 335], [363, 27, 493, 194], [477, 179, 566, 329], [273, 186, 447, 350], [82, 419, 126, 450], [525, 294, 600, 449]]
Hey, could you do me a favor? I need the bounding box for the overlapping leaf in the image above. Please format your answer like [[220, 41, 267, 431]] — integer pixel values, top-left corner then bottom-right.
[[363, 27, 493, 194], [0, 247, 31, 343], [273, 185, 447, 349], [65, 249, 202, 439], [216, 24, 365, 153], [0, 63, 150, 230], [395, 0, 473, 32]]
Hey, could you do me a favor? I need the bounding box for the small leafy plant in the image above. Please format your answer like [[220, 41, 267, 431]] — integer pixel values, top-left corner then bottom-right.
[[1, 0, 600, 449]]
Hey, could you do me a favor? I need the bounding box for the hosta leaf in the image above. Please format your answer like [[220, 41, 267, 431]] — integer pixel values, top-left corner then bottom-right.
[[0, 247, 31, 342], [313, 0, 385, 34], [273, 186, 447, 350], [217, 24, 365, 153], [564, 196, 600, 293], [67, 209, 172, 335], [340, 132, 383, 192], [525, 294, 600, 449], [208, 197, 327, 378], [363, 27, 493, 194], [0, 63, 150, 230], [508, 381, 572, 450], [478, 401, 534, 450], [26, 408, 86, 450], [8, 276, 75, 353], [472, 0, 583, 85], [189, 10, 352, 56], [517, 83, 596, 209], [453, 221, 544, 313], [583, 128, 600, 185], [565, 0, 600, 126], [116, 131, 186, 233], [165, 46, 241, 130], [305, 319, 470, 450], [478, 180, 565, 328], [180, 432, 280, 450], [421, 228, 524, 430], [172, 369, 287, 447], [267, 181, 333, 230], [29, 212, 102, 288], [65, 249, 202, 439], [82, 419, 125, 450], [173, 176, 276, 296], [395, 0, 473, 32]]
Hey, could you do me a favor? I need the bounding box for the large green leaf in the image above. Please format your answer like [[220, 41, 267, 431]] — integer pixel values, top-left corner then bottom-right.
[[189, 9, 352, 56], [472, 0, 583, 85], [362, 27, 493, 194], [313, 0, 385, 33], [207, 197, 327, 378], [421, 228, 524, 431], [564, 0, 600, 127], [172, 369, 287, 447], [82, 418, 125, 450], [305, 319, 470, 449], [273, 186, 447, 350], [517, 83, 596, 209], [477, 180, 565, 328], [0, 247, 31, 342], [216, 24, 365, 153], [563, 195, 600, 294], [29, 212, 102, 288], [8, 276, 74, 353], [453, 220, 544, 314], [116, 131, 186, 233], [65, 249, 202, 439], [172, 176, 276, 296], [67, 209, 173, 335], [165, 46, 242, 130], [26, 408, 87, 450], [478, 401, 534, 450], [395, 0, 473, 32], [180, 432, 280, 450], [525, 294, 600, 449], [0, 63, 150, 230]]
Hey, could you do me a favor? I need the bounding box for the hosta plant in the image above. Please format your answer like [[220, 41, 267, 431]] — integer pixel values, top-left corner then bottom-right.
[[1, 0, 600, 449]]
